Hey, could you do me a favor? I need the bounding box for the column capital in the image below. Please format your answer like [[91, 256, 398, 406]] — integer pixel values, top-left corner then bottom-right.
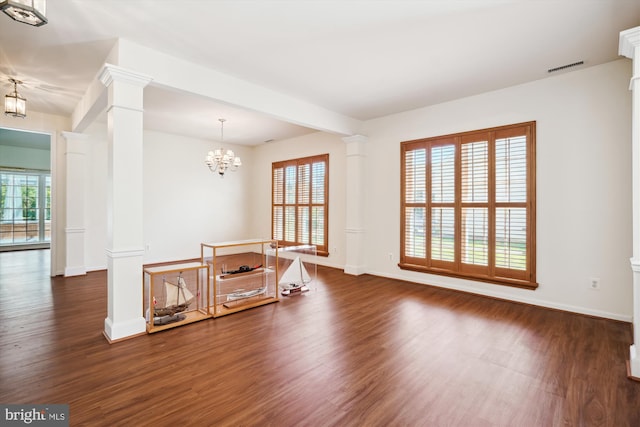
[[98, 63, 153, 88], [342, 134, 368, 157], [620, 26, 640, 59], [342, 134, 368, 144], [60, 131, 90, 141], [60, 131, 89, 154]]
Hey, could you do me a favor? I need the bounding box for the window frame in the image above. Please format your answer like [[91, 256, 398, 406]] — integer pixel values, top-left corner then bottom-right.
[[399, 122, 537, 289], [272, 154, 329, 256], [0, 169, 51, 247]]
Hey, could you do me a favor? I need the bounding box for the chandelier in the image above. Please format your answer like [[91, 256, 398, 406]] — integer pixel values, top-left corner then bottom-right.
[[4, 78, 26, 118], [0, 0, 47, 26], [205, 118, 242, 176]]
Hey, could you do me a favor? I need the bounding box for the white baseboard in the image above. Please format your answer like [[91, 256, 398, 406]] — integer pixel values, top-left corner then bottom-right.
[[64, 266, 87, 277], [367, 269, 632, 323]]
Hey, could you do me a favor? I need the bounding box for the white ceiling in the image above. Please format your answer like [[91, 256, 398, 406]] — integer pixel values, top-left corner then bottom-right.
[[0, 127, 49, 150], [0, 0, 638, 145]]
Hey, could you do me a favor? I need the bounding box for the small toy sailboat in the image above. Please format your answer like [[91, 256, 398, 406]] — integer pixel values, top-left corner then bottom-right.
[[221, 264, 268, 305], [226, 285, 267, 302], [279, 256, 311, 296], [153, 274, 195, 325]]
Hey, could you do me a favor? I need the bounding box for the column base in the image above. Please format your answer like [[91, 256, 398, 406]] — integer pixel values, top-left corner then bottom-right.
[[104, 316, 146, 343], [64, 266, 86, 277], [345, 227, 366, 277], [628, 345, 640, 381], [344, 264, 366, 276]]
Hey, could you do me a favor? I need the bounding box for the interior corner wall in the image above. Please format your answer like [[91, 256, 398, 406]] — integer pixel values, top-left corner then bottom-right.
[[362, 59, 633, 321], [143, 129, 254, 263], [83, 123, 255, 270], [251, 132, 347, 269], [83, 121, 108, 270]]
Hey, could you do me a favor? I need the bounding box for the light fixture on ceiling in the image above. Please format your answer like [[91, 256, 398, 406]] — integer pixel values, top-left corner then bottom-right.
[[205, 118, 242, 177], [5, 78, 26, 118], [0, 0, 47, 26]]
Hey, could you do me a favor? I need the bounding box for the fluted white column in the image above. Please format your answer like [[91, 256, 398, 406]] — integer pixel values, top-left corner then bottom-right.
[[61, 131, 88, 276], [99, 64, 152, 342], [620, 26, 640, 380], [342, 134, 367, 275]]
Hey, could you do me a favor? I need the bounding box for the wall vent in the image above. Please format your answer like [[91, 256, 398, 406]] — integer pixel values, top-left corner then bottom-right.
[[547, 61, 584, 73]]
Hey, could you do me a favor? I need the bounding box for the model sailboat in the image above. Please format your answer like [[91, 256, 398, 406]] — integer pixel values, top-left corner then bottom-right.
[[153, 274, 195, 325], [226, 285, 267, 302], [279, 256, 311, 296]]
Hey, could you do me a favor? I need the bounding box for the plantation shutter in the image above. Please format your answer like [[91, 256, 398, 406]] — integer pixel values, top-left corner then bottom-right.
[[400, 122, 536, 289], [402, 143, 427, 262], [494, 127, 530, 281], [272, 166, 284, 241], [272, 154, 329, 255], [311, 160, 326, 247], [460, 137, 489, 274], [430, 143, 456, 266]]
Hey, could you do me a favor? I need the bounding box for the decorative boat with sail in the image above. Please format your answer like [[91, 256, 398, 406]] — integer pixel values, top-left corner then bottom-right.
[[153, 274, 195, 325], [279, 256, 311, 296]]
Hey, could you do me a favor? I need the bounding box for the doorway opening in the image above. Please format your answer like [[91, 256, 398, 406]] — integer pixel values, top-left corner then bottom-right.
[[0, 128, 52, 252]]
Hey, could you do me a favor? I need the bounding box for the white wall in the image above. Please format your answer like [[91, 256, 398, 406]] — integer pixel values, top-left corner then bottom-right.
[[83, 123, 254, 269], [252, 132, 347, 269], [0, 145, 50, 170], [362, 59, 633, 320], [143, 129, 253, 263], [13, 58, 631, 322]]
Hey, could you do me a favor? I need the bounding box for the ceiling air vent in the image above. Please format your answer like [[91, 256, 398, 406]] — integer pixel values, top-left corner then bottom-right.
[[547, 61, 584, 73]]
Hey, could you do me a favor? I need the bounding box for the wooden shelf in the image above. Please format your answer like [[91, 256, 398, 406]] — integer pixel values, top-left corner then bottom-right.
[[146, 309, 210, 333], [143, 262, 211, 333], [210, 296, 279, 317], [201, 239, 279, 318]]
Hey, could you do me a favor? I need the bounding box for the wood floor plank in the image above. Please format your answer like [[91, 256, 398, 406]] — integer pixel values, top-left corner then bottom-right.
[[1, 250, 639, 426]]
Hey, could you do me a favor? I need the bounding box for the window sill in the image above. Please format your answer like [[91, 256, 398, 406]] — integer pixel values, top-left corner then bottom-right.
[[398, 262, 538, 290], [276, 244, 329, 257]]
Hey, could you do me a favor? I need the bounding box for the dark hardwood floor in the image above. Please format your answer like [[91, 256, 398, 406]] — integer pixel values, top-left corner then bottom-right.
[[1, 250, 639, 426]]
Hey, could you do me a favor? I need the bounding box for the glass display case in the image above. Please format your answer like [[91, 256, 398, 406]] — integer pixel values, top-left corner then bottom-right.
[[274, 244, 317, 296], [201, 239, 279, 317], [143, 262, 210, 333]]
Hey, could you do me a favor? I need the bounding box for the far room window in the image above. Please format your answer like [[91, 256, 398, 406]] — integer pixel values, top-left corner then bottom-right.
[[0, 170, 51, 247], [400, 122, 537, 289], [272, 154, 329, 256]]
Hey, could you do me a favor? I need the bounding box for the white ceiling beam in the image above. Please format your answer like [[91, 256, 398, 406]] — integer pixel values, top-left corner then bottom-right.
[[115, 38, 363, 136], [70, 40, 122, 132], [70, 77, 107, 132]]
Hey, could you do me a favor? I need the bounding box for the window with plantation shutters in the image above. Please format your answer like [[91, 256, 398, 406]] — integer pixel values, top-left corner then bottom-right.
[[272, 154, 329, 256], [400, 122, 537, 289]]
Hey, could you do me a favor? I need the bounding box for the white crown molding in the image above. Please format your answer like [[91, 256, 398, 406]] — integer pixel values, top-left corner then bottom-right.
[[60, 131, 90, 141], [64, 227, 86, 234], [104, 104, 145, 114], [98, 63, 153, 88], [619, 26, 640, 59]]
